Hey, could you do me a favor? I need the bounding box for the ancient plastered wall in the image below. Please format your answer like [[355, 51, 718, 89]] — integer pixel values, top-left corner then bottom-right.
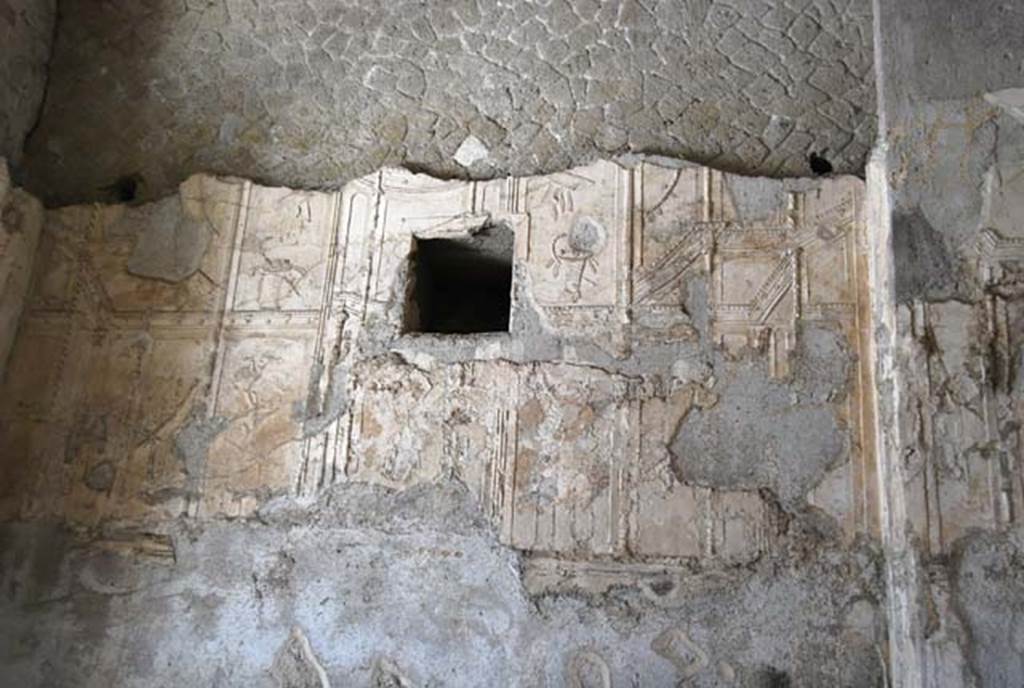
[[874, 0, 1024, 684], [0, 159, 43, 379], [0, 160, 874, 590], [0, 0, 55, 164]]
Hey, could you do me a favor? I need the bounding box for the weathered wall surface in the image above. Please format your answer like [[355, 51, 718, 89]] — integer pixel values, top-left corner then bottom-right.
[[0, 159, 43, 379], [0, 489, 886, 687], [0, 0, 54, 166], [0, 159, 888, 685], [20, 0, 875, 205], [876, 0, 1024, 684]]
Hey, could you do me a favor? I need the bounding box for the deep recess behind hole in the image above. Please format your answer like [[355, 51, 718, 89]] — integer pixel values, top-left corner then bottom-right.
[[405, 224, 513, 334]]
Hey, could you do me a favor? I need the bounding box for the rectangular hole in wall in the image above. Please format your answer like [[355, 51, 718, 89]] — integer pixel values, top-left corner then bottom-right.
[[404, 224, 513, 334]]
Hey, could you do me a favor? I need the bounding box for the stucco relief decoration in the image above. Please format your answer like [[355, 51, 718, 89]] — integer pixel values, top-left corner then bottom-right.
[[0, 158, 873, 592]]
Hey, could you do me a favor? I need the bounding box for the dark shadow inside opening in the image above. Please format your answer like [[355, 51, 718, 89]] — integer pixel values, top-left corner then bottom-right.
[[405, 225, 513, 334]]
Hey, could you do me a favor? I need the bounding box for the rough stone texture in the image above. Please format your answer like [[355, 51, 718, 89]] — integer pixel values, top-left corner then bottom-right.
[[0, 159, 885, 684], [874, 0, 1024, 684], [0, 0, 55, 165], [21, 0, 876, 205]]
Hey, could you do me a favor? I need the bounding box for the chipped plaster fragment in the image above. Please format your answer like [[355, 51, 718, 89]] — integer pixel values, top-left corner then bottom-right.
[[92, 530, 176, 563], [126, 196, 211, 283], [566, 650, 611, 688], [984, 88, 1024, 126], [452, 135, 489, 168], [651, 628, 710, 680], [270, 627, 331, 688], [371, 657, 414, 687]]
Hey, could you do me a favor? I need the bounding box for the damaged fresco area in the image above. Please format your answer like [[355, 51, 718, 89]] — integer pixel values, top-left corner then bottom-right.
[[886, 151, 1024, 687], [0, 159, 875, 555], [0, 157, 886, 684], [871, 3, 1024, 672]]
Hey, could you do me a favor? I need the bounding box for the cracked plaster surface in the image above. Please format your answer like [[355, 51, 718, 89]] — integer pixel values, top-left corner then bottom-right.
[[21, 0, 875, 205]]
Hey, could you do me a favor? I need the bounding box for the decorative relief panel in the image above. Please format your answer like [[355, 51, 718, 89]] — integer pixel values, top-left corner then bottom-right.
[[896, 162, 1024, 556], [0, 159, 874, 585]]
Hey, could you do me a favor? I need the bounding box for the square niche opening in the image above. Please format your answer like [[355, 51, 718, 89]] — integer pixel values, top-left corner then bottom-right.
[[405, 224, 513, 334]]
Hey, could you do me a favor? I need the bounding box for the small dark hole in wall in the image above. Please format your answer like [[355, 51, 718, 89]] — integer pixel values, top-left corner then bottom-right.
[[100, 174, 142, 202], [758, 667, 792, 688], [808, 151, 833, 176], [405, 225, 513, 334]]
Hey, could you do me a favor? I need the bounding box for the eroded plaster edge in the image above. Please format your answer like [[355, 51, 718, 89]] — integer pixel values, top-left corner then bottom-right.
[[868, 1, 926, 680], [866, 141, 923, 687]]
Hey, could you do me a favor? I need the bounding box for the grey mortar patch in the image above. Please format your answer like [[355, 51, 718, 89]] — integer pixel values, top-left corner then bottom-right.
[[951, 529, 1024, 687], [789, 323, 856, 404], [726, 174, 788, 224], [685, 273, 713, 350], [892, 207, 959, 302], [173, 406, 228, 497], [300, 362, 350, 439], [370, 658, 415, 687], [125, 196, 211, 283], [507, 264, 567, 362], [669, 324, 852, 507]]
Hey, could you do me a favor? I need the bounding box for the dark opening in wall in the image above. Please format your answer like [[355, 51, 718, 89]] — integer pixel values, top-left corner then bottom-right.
[[405, 224, 513, 334]]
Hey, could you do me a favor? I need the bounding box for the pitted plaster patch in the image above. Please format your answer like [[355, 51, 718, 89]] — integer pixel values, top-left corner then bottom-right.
[[126, 197, 211, 283], [270, 627, 331, 688], [173, 408, 228, 497], [670, 325, 852, 506]]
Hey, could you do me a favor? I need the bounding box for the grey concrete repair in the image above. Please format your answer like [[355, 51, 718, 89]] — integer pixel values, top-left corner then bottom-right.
[[950, 530, 1024, 687], [671, 325, 852, 509], [0, 483, 886, 687], [17, 0, 875, 205], [125, 196, 212, 283]]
